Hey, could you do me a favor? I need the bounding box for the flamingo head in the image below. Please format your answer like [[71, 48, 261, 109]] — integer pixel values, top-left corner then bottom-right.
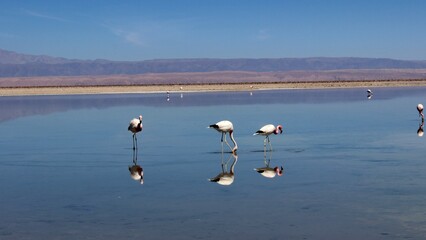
[[274, 166, 284, 176], [232, 146, 238, 154], [276, 125, 283, 134], [139, 115, 143, 121]]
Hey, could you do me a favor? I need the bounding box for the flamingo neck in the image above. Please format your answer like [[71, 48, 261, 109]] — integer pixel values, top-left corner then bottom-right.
[[229, 131, 238, 152]]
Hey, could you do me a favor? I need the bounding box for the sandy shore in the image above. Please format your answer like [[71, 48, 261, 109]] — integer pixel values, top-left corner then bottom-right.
[[1, 80, 426, 96]]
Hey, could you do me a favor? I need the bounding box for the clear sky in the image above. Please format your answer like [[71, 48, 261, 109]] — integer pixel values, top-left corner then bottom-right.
[[1, 0, 425, 61]]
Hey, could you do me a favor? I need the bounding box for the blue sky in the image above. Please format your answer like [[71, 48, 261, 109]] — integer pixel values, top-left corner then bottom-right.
[[1, 0, 425, 61]]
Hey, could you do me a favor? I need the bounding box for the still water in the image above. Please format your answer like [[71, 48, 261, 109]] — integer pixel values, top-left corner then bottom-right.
[[1, 87, 426, 240]]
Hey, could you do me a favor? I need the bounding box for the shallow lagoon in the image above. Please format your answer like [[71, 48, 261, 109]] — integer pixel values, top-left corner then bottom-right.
[[1, 87, 426, 240]]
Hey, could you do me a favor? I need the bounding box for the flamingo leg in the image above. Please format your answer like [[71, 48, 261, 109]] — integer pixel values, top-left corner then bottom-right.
[[132, 134, 136, 150], [223, 133, 233, 152], [267, 136, 273, 152], [132, 146, 138, 165], [220, 132, 225, 153]]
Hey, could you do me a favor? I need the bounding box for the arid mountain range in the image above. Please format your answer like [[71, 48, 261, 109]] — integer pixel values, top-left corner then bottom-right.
[[1, 48, 426, 87]]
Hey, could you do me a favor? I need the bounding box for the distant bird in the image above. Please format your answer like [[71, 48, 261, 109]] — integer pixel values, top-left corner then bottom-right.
[[209, 153, 238, 185], [254, 166, 283, 178], [128, 115, 143, 150], [208, 120, 238, 153], [417, 103, 424, 120], [254, 124, 283, 151], [367, 89, 373, 99]]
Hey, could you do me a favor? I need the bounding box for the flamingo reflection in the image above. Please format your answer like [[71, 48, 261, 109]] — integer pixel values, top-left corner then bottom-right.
[[254, 150, 283, 178], [129, 147, 144, 184], [209, 152, 238, 186], [418, 121, 424, 137]]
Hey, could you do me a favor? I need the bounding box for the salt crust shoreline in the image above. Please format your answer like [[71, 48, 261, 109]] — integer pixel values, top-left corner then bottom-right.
[[1, 80, 426, 96]]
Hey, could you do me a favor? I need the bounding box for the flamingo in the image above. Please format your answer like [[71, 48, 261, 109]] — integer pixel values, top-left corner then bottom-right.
[[367, 89, 373, 94], [128, 115, 143, 150], [208, 120, 238, 153], [253, 124, 283, 152], [417, 103, 424, 120]]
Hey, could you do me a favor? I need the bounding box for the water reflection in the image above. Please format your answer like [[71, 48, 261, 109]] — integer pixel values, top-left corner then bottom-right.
[[208, 152, 238, 186], [128, 148, 144, 184], [254, 151, 283, 178], [3, 87, 426, 123], [367, 89, 373, 99], [418, 121, 424, 137]]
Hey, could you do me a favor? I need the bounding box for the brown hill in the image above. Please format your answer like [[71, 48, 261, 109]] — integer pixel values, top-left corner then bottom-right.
[[2, 48, 426, 78]]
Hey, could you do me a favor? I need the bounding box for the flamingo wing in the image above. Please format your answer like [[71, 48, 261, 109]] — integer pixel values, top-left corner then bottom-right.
[[255, 124, 275, 135], [210, 120, 233, 132]]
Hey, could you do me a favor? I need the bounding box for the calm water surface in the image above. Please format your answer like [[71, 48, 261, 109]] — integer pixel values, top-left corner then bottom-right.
[[1, 87, 426, 240]]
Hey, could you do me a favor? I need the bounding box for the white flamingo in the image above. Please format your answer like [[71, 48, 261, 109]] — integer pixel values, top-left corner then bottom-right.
[[253, 124, 283, 152], [208, 120, 238, 153], [128, 115, 143, 150], [417, 103, 424, 120]]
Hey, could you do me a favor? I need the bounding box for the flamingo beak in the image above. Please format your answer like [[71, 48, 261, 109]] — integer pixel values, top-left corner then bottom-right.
[[277, 166, 284, 176]]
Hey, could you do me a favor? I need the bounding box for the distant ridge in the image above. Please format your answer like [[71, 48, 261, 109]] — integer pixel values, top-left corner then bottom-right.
[[1, 48, 426, 78]]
